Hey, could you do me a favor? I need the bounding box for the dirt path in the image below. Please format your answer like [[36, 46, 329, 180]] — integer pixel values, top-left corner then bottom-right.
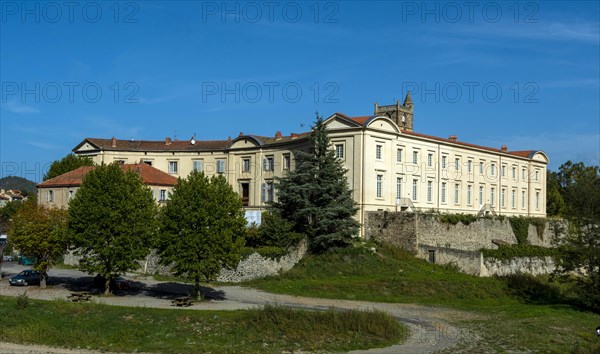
[[0, 264, 476, 353]]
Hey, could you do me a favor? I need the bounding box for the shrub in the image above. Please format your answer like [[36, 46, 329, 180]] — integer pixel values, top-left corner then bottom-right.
[[530, 218, 547, 241], [481, 244, 558, 260], [439, 213, 478, 225], [509, 216, 530, 244], [16, 292, 29, 309]]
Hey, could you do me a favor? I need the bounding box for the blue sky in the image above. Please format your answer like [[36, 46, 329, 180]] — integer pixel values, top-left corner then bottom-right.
[[1, 0, 598, 182]]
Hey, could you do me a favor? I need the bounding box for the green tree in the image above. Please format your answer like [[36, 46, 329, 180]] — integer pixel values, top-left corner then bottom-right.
[[44, 153, 94, 181], [551, 161, 600, 310], [67, 164, 158, 294], [272, 114, 360, 253], [9, 200, 68, 288], [157, 171, 246, 299], [546, 171, 566, 217]]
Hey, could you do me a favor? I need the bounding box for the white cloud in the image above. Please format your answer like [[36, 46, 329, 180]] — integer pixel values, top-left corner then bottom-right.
[[2, 100, 40, 114]]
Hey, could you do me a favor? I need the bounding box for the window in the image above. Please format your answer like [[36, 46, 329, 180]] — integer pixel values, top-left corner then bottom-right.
[[335, 144, 344, 159], [427, 181, 433, 202], [491, 163, 496, 176], [479, 161, 484, 175], [412, 150, 418, 164], [396, 177, 402, 200], [522, 168, 526, 181], [535, 170, 539, 182], [412, 179, 418, 201], [501, 188, 506, 208], [242, 158, 251, 172], [216, 159, 226, 174], [479, 186, 484, 207], [68, 190, 74, 201], [159, 189, 167, 202], [522, 190, 526, 209], [283, 154, 290, 170], [263, 156, 274, 171], [535, 191, 540, 209], [491, 187, 495, 206], [143, 160, 153, 166], [168, 161, 178, 174], [396, 148, 403, 162], [455, 158, 460, 171], [442, 155, 447, 169], [512, 166, 516, 179], [441, 182, 447, 203], [115, 159, 125, 165], [512, 189, 516, 208], [193, 160, 203, 172], [376, 175, 383, 198], [454, 184, 460, 204], [427, 153, 433, 167], [261, 181, 274, 203], [501, 165, 506, 178], [467, 185, 472, 205], [47, 190, 54, 202], [376, 145, 382, 160], [468, 160, 472, 173]]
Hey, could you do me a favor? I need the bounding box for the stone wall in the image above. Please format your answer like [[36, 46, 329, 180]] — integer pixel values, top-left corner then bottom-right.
[[417, 245, 482, 275], [481, 256, 555, 277], [366, 212, 567, 252], [365, 211, 417, 253], [64, 240, 308, 283], [217, 239, 308, 282]]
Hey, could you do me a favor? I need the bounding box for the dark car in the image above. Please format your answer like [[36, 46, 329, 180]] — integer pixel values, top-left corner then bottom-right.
[[9, 270, 41, 286]]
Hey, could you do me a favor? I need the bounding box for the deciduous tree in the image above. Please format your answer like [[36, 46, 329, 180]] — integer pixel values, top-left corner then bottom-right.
[[43, 153, 94, 181], [67, 164, 157, 294], [9, 200, 68, 288], [157, 171, 246, 299]]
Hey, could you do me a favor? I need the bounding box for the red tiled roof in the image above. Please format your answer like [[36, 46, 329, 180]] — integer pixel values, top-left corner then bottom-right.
[[38, 163, 177, 188], [80, 138, 230, 152]]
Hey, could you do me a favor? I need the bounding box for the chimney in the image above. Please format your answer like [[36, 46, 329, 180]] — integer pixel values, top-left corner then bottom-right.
[[448, 135, 458, 142], [500, 144, 508, 152], [291, 133, 298, 139], [111, 137, 117, 148], [275, 131, 282, 139], [165, 137, 171, 145], [239, 132, 244, 137]]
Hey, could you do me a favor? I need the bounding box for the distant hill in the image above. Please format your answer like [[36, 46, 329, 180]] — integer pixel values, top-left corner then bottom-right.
[[0, 176, 37, 196]]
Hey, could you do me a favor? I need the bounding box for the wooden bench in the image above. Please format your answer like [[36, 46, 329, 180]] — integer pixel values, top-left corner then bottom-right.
[[171, 296, 193, 307], [68, 292, 92, 303]]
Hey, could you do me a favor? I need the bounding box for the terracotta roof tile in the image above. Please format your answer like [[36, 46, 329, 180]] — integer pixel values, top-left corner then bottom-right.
[[83, 138, 230, 152], [38, 163, 177, 188]]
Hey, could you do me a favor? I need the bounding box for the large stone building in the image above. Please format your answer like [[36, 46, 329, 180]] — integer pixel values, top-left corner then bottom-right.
[[71, 95, 548, 235]]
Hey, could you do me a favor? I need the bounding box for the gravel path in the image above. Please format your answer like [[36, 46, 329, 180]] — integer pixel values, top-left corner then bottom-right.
[[0, 263, 474, 354]]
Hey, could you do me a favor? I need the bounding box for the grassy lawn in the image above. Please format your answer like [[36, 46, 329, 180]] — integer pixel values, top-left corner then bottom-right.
[[245, 244, 600, 353], [0, 296, 407, 353]]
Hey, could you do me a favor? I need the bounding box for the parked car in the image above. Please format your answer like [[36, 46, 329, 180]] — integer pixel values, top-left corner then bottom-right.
[[18, 256, 36, 266], [9, 269, 41, 286]]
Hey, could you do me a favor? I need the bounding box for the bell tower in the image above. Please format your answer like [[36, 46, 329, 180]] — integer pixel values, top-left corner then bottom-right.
[[374, 92, 414, 131]]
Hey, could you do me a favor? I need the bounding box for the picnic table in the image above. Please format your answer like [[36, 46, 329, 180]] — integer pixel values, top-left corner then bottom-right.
[[172, 296, 193, 307], [68, 292, 92, 303]]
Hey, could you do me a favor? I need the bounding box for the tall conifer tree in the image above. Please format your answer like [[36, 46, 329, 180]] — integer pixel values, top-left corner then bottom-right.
[[272, 114, 359, 253]]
